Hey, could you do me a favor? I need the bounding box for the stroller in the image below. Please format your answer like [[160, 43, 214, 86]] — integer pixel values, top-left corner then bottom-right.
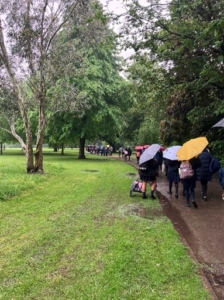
[[130, 178, 143, 197]]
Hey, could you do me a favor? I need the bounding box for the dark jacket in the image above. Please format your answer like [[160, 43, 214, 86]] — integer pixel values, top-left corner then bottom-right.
[[196, 149, 212, 181], [167, 159, 180, 183], [167, 159, 179, 172], [218, 167, 224, 189], [138, 159, 159, 177], [127, 148, 132, 156]]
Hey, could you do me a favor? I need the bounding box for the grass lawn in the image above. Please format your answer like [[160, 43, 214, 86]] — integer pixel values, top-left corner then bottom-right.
[[0, 148, 210, 300]]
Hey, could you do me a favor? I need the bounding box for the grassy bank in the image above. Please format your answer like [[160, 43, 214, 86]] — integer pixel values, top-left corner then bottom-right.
[[0, 149, 210, 299]]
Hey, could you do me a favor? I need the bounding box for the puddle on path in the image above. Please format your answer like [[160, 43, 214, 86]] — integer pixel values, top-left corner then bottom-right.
[[120, 204, 163, 219], [131, 207, 164, 219], [125, 172, 138, 178]]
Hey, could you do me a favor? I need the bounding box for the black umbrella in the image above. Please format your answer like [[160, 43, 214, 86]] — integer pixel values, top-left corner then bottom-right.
[[212, 118, 224, 128]]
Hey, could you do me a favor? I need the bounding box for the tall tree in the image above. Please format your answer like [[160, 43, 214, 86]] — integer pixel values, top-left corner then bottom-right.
[[123, 54, 167, 145], [45, 1, 131, 159], [117, 0, 224, 145], [0, 0, 89, 173]]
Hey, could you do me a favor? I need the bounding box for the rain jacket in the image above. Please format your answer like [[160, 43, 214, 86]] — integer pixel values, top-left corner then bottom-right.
[[138, 159, 159, 177], [196, 149, 212, 181], [218, 167, 224, 189]]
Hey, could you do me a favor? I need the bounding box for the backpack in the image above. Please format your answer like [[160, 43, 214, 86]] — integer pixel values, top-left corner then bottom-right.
[[139, 161, 149, 172], [130, 180, 143, 193], [179, 161, 194, 179], [209, 156, 221, 174]]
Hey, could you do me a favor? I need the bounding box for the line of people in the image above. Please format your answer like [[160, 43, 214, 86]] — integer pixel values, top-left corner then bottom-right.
[[118, 146, 132, 161], [137, 146, 221, 207], [163, 147, 217, 207], [86, 145, 113, 156]]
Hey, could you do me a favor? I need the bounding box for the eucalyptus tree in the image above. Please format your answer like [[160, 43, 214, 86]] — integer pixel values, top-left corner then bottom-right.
[[0, 0, 90, 173]]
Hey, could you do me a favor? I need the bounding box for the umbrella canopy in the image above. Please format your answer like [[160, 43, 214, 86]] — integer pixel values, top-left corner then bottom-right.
[[143, 145, 150, 149], [212, 118, 224, 128], [163, 145, 181, 161], [176, 137, 209, 161], [135, 145, 143, 150], [139, 144, 161, 165], [160, 146, 166, 151]]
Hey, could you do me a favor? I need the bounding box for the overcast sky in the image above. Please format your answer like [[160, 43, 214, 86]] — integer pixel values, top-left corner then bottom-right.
[[98, 0, 169, 59], [99, 0, 125, 13], [98, 0, 135, 58]]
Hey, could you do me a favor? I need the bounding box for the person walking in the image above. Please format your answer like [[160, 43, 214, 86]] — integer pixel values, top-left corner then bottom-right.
[[123, 147, 128, 161], [118, 147, 122, 158], [180, 157, 201, 208], [218, 167, 224, 200], [166, 159, 180, 198], [138, 154, 160, 199], [127, 146, 132, 161], [196, 148, 212, 201], [136, 150, 141, 164]]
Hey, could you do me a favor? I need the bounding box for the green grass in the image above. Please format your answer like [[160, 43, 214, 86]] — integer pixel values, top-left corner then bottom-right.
[[0, 149, 210, 300]]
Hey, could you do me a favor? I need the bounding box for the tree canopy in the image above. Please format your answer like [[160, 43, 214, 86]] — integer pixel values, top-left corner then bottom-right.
[[115, 0, 224, 151]]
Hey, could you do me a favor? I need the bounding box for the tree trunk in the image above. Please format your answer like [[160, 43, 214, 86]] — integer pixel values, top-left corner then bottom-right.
[[26, 131, 34, 173], [53, 145, 58, 152], [78, 136, 86, 159], [61, 144, 64, 155], [34, 140, 43, 173], [0, 20, 35, 172], [33, 100, 45, 173]]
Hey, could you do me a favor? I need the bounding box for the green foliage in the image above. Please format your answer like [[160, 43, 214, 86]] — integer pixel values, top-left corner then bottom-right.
[[123, 56, 167, 145], [209, 140, 224, 165], [46, 3, 131, 148], [119, 0, 224, 148]]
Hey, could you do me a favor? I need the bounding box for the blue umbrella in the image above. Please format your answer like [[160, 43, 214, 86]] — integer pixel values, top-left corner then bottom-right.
[[139, 144, 161, 165], [163, 145, 181, 161]]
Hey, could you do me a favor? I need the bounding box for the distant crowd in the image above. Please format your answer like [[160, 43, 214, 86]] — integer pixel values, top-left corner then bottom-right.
[[86, 145, 113, 156]]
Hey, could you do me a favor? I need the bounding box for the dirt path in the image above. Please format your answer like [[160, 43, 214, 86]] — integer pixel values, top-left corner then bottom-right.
[[113, 155, 224, 300]]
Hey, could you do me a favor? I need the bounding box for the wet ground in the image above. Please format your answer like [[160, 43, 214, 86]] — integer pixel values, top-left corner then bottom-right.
[[118, 156, 224, 300]]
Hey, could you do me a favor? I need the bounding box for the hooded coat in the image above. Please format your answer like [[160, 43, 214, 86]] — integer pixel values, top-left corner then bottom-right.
[[196, 149, 212, 181]]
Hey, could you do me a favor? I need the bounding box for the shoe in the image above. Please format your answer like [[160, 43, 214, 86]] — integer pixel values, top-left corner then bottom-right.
[[202, 196, 207, 201], [167, 191, 172, 195], [185, 203, 191, 207], [175, 194, 178, 198], [192, 201, 198, 208], [142, 192, 148, 199], [151, 195, 156, 199]]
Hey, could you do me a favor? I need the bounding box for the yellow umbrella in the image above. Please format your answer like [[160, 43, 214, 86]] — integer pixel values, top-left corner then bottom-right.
[[176, 137, 209, 161]]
